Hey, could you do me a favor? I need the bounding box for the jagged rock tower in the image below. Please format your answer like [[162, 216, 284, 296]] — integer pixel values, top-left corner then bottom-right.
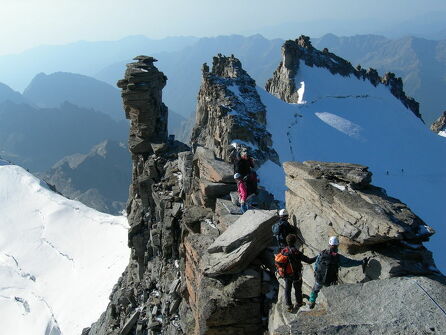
[[192, 54, 278, 164]]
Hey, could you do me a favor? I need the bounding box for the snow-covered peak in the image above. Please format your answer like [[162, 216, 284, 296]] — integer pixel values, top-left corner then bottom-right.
[[256, 59, 446, 271], [0, 165, 129, 335], [266, 35, 421, 120]]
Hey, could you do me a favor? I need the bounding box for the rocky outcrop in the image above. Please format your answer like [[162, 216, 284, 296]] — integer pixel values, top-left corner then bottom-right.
[[266, 35, 422, 121], [431, 111, 446, 136], [284, 161, 437, 280], [268, 160, 444, 335], [191, 54, 278, 164]]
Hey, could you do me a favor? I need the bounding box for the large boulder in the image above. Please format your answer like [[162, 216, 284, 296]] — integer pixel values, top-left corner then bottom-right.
[[205, 210, 277, 276], [284, 161, 433, 246], [284, 161, 438, 282]]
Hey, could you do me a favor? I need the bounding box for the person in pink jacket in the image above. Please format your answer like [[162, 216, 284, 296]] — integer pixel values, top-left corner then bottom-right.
[[234, 173, 249, 213]]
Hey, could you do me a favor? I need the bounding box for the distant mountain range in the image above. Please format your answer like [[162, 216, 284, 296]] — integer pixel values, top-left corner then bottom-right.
[[0, 101, 127, 171], [0, 34, 445, 124], [23, 72, 124, 120], [0, 35, 198, 92]]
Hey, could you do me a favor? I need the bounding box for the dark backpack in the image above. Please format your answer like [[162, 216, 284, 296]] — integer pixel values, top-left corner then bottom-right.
[[314, 250, 340, 285], [272, 220, 288, 245], [245, 171, 258, 196]]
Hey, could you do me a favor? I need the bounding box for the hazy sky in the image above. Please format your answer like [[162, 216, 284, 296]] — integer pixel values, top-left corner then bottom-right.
[[2, 0, 446, 55]]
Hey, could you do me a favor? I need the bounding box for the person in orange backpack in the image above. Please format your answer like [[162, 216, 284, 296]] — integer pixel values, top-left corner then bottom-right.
[[275, 234, 316, 312]]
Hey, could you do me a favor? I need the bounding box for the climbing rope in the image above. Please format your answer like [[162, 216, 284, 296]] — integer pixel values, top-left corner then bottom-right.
[[414, 279, 446, 317]]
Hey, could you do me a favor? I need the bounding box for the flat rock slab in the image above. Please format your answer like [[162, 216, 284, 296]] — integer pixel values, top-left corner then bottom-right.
[[205, 210, 277, 276], [272, 276, 446, 335]]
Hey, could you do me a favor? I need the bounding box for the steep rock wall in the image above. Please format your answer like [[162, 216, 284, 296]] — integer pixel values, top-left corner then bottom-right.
[[191, 54, 278, 164]]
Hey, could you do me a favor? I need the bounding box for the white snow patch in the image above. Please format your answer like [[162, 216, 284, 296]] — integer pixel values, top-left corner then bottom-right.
[[0, 165, 130, 335], [329, 182, 346, 191], [315, 112, 363, 139], [297, 81, 305, 104]]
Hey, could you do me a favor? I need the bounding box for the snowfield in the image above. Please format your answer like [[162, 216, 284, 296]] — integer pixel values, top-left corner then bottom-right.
[[257, 61, 446, 272], [0, 164, 130, 335]]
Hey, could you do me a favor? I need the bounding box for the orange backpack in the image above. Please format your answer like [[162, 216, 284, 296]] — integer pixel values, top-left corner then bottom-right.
[[274, 248, 294, 278]]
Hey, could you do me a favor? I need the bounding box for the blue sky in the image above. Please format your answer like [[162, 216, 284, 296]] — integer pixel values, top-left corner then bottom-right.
[[1, 0, 446, 55]]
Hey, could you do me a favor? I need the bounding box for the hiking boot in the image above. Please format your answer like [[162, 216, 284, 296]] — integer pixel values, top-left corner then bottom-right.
[[295, 302, 306, 309], [286, 305, 293, 312], [309, 301, 315, 309]]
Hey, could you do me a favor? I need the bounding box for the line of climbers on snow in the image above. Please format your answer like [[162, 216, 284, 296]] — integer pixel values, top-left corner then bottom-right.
[[228, 143, 370, 314]]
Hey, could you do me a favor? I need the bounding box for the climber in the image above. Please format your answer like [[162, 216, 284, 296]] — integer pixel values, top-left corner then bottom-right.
[[234, 173, 249, 213], [272, 209, 297, 248], [275, 234, 316, 312], [308, 236, 369, 309], [235, 149, 254, 178]]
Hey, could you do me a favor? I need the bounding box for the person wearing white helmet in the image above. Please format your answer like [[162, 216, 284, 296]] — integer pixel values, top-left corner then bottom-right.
[[272, 209, 296, 248], [308, 236, 369, 309], [234, 173, 249, 213]]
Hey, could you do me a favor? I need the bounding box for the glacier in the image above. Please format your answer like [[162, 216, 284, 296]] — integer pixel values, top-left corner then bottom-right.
[[0, 164, 130, 335]]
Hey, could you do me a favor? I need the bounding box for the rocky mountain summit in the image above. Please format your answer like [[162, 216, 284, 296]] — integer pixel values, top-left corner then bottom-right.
[[266, 35, 422, 120], [85, 49, 445, 335], [431, 111, 446, 136], [192, 54, 278, 164]]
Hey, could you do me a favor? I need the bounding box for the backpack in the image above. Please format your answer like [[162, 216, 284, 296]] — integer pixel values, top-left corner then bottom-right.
[[314, 250, 340, 285], [245, 171, 258, 195], [275, 247, 302, 279], [272, 219, 290, 246]]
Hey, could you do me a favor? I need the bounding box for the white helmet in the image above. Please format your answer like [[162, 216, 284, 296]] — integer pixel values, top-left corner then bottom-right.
[[279, 209, 288, 217], [329, 236, 340, 246], [234, 173, 242, 179]]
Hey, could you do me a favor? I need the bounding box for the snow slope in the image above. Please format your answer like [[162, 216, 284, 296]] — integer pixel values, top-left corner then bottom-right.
[[0, 164, 130, 335], [256, 61, 446, 272]]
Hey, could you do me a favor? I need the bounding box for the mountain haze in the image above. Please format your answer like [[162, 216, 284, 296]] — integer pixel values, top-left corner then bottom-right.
[[24, 72, 123, 120]]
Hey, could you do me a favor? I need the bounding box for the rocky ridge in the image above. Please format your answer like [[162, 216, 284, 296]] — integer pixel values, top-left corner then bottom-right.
[[431, 111, 446, 136], [266, 35, 422, 121], [86, 50, 445, 335]]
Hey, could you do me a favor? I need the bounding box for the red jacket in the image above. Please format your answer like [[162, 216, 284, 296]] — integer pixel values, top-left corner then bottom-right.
[[237, 180, 248, 202]]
